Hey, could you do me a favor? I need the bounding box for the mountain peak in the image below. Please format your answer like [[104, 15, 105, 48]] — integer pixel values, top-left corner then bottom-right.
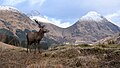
[[0, 6, 21, 13], [80, 11, 104, 22]]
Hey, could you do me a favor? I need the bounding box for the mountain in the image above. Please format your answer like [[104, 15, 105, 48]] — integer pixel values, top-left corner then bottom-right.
[[63, 11, 120, 44], [0, 6, 63, 48], [0, 6, 120, 47], [30, 16, 65, 44], [0, 6, 39, 30], [0, 6, 41, 46], [0, 7, 120, 68], [30, 11, 120, 45]]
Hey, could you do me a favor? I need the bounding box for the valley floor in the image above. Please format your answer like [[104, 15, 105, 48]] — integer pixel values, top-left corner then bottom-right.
[[0, 43, 120, 68]]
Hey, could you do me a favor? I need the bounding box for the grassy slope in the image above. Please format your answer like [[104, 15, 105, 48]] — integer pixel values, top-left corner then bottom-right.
[[0, 43, 120, 68]]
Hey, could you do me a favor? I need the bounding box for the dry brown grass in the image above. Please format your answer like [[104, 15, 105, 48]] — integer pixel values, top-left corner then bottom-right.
[[0, 43, 120, 68]]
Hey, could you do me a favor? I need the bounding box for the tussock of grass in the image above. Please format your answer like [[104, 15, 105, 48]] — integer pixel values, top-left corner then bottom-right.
[[0, 43, 120, 68], [96, 44, 120, 48], [76, 44, 92, 47], [96, 44, 108, 48]]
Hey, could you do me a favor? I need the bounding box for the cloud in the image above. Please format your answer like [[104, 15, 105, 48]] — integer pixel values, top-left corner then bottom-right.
[[105, 11, 120, 19], [1, 0, 26, 6], [44, 16, 72, 28], [1, 0, 46, 7], [105, 10, 120, 27], [50, 19, 71, 28], [28, 0, 46, 6]]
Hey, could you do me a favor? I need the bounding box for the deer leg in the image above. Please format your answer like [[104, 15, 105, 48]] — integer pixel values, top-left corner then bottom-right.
[[37, 42, 41, 53], [27, 45, 28, 53], [30, 44, 32, 53], [27, 43, 29, 53], [29, 46, 31, 53], [34, 43, 37, 54]]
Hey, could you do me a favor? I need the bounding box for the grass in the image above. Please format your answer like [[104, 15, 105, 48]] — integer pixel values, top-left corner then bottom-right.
[[77, 44, 92, 47], [0, 43, 120, 68], [96, 44, 120, 48]]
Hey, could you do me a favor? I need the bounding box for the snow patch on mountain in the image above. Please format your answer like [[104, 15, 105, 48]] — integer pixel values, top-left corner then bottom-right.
[[0, 6, 20, 13], [30, 16, 52, 23], [30, 16, 72, 28], [80, 11, 104, 22]]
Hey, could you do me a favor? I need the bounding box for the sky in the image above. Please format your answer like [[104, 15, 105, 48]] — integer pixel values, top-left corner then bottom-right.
[[0, 0, 120, 28]]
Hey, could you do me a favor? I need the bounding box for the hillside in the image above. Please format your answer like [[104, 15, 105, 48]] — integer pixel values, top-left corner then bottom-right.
[[0, 6, 51, 47], [0, 6, 39, 45], [96, 33, 120, 45], [0, 6, 38, 31], [64, 11, 120, 44], [0, 6, 120, 47], [0, 42, 25, 50], [0, 6, 64, 47], [0, 43, 120, 68], [33, 11, 120, 45]]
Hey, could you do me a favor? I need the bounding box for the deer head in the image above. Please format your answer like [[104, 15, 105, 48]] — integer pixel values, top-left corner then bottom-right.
[[34, 19, 49, 33], [39, 25, 49, 33]]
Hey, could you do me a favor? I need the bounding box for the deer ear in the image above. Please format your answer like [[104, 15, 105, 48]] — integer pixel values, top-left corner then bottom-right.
[[42, 25, 45, 28]]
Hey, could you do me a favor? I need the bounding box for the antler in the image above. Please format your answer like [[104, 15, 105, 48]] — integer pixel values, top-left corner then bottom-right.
[[34, 19, 41, 28]]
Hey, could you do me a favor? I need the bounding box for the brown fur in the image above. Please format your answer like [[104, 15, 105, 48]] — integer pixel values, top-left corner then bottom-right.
[[26, 20, 49, 53]]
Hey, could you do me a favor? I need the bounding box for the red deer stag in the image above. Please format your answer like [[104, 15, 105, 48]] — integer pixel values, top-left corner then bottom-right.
[[26, 20, 49, 53]]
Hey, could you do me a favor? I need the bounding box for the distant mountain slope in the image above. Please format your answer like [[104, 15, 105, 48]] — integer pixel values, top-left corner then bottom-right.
[[0, 6, 63, 47], [30, 11, 120, 45], [0, 6, 40, 46], [30, 16, 65, 44], [0, 6, 120, 46], [95, 33, 120, 44], [63, 11, 120, 44]]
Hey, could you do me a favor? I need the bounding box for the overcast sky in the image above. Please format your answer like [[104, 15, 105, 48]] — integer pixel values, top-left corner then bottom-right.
[[0, 0, 120, 28]]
